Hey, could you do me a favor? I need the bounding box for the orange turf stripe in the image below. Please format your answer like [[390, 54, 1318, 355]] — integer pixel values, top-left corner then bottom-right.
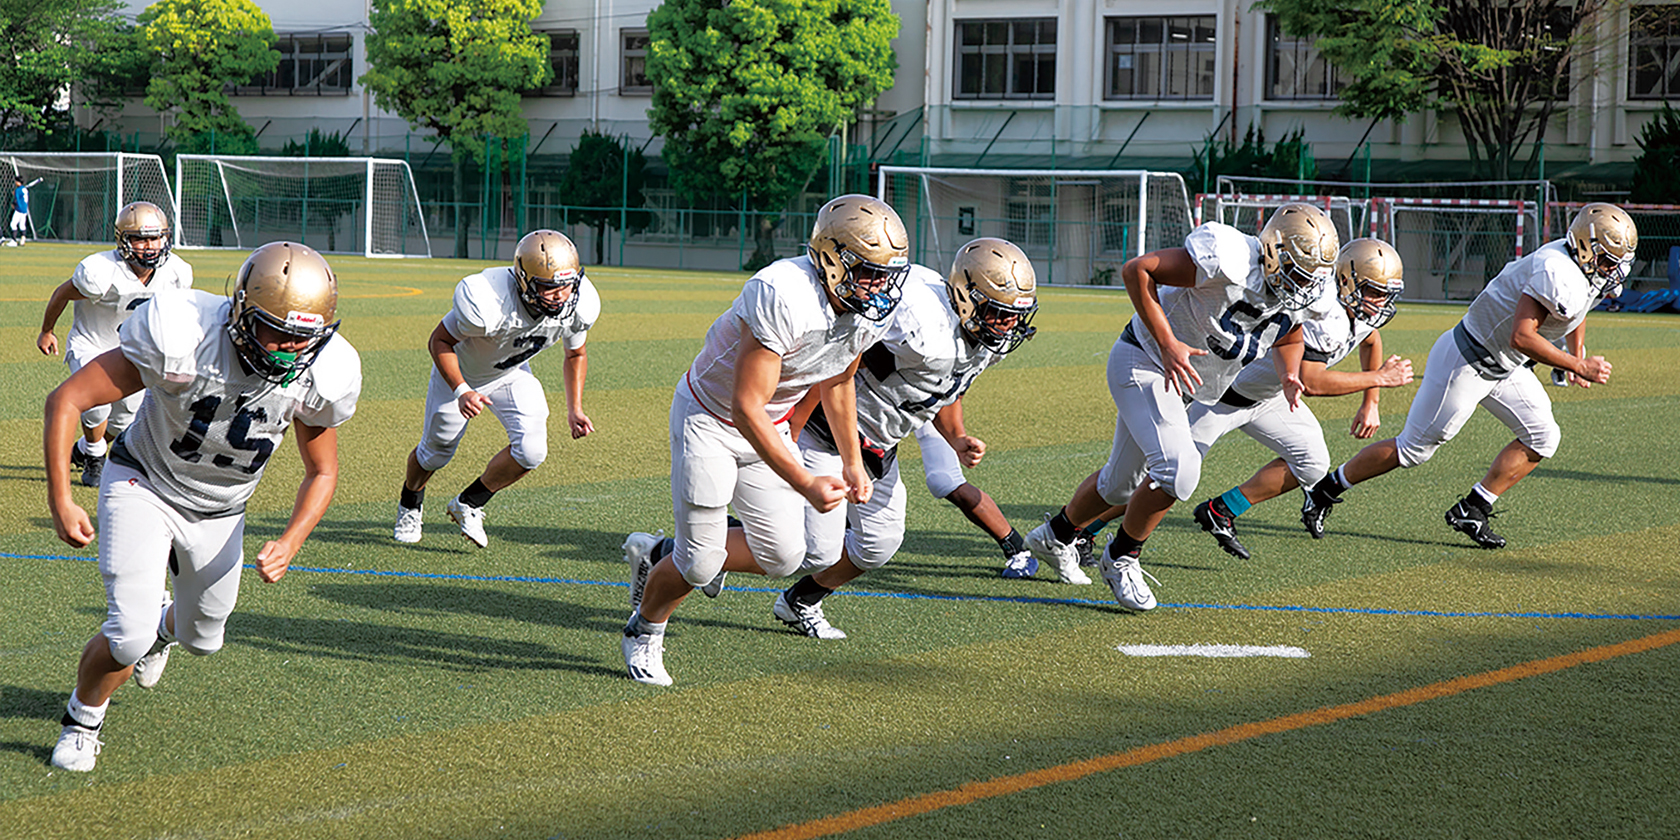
[[736, 627, 1680, 840]]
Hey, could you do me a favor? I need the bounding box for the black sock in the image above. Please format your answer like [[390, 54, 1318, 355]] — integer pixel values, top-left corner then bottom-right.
[[1462, 492, 1492, 515], [1209, 496, 1234, 519], [1108, 528, 1146, 559], [997, 529, 1026, 556], [786, 574, 833, 608], [400, 487, 424, 510], [459, 479, 495, 508], [1314, 472, 1349, 500], [1048, 509, 1078, 544], [655, 537, 673, 562]]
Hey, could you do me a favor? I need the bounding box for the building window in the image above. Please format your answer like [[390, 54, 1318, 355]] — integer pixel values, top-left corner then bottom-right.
[[237, 33, 353, 96], [531, 30, 580, 96], [621, 29, 652, 95], [1266, 17, 1343, 100], [1630, 4, 1680, 100], [953, 18, 1056, 100], [1104, 16, 1217, 101]]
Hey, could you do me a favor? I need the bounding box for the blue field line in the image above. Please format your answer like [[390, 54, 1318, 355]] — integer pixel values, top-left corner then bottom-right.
[[11, 549, 1680, 622]]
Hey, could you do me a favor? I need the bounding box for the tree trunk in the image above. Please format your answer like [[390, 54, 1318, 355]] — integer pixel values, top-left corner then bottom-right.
[[747, 213, 779, 271], [595, 220, 607, 265], [452, 152, 469, 259]]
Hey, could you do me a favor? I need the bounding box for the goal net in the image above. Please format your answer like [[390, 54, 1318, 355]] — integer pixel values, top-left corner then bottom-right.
[[875, 166, 1193, 286], [175, 155, 431, 258], [0, 153, 173, 243], [1195, 193, 1363, 245]]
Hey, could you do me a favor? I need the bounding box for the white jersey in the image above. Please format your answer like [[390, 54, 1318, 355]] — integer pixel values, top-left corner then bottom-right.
[[440, 267, 600, 389], [849, 269, 1000, 447], [1455, 240, 1595, 379], [66, 250, 194, 360], [685, 255, 889, 424], [1123, 223, 1304, 403], [1225, 284, 1364, 403], [113, 290, 361, 516]]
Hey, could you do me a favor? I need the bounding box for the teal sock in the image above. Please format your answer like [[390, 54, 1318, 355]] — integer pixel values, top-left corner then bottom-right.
[[1218, 487, 1252, 518]]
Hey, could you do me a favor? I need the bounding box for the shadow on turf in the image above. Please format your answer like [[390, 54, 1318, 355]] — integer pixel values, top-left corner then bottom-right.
[[298, 518, 626, 561], [0, 685, 67, 722]]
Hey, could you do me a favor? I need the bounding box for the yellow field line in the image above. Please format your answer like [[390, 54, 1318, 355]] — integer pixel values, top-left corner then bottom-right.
[[735, 627, 1680, 840]]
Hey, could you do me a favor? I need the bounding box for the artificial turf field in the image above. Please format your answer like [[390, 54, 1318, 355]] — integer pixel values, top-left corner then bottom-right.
[[0, 241, 1677, 839]]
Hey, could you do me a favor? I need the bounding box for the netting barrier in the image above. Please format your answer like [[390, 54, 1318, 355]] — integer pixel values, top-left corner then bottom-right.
[[0, 152, 174, 243]]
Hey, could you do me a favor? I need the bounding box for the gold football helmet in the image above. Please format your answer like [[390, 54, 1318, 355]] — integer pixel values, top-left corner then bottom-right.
[[227, 241, 340, 385], [1258, 203, 1340, 311], [1566, 203, 1638, 294], [1335, 238, 1405, 329], [947, 237, 1038, 354], [512, 229, 583, 319], [114, 201, 172, 269], [806, 194, 911, 321]]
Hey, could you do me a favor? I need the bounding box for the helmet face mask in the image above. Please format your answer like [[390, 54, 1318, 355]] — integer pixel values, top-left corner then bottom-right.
[[227, 242, 340, 386], [1258, 204, 1339, 311], [1336, 238, 1405, 329], [807, 194, 911, 321], [947, 237, 1038, 354], [114, 201, 172, 270], [513, 230, 583, 319], [1567, 203, 1638, 296]]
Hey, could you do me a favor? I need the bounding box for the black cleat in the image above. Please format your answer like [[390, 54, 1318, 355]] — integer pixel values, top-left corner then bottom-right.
[[1193, 500, 1250, 560], [1072, 530, 1097, 567], [1445, 499, 1506, 549], [80, 455, 104, 488], [1301, 487, 1339, 539]]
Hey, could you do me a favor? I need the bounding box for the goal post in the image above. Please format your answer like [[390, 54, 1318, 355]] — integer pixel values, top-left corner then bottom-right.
[[175, 155, 431, 258], [875, 166, 1193, 286], [0, 152, 174, 243]]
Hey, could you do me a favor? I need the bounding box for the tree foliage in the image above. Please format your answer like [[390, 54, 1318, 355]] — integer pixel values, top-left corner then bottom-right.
[[1188, 125, 1318, 193], [1255, 0, 1611, 182], [646, 0, 898, 267], [0, 0, 135, 139], [137, 0, 278, 145], [558, 130, 652, 265]]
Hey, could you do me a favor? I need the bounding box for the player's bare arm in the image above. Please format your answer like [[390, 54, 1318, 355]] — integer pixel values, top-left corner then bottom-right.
[[731, 330, 844, 513], [257, 422, 339, 584], [563, 343, 593, 438], [932, 398, 985, 469], [37, 279, 87, 356], [1510, 294, 1610, 384], [1121, 246, 1205, 395], [1300, 333, 1413, 398], [43, 350, 143, 546], [1564, 321, 1591, 388], [428, 322, 489, 417], [1269, 325, 1306, 408], [817, 354, 873, 506]]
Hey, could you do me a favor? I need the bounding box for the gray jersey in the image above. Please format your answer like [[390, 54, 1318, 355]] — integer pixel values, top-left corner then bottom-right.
[[1125, 223, 1303, 403], [685, 255, 889, 424], [67, 250, 193, 360], [1226, 283, 1364, 403], [441, 267, 600, 389], [115, 290, 361, 516], [849, 269, 1000, 447], [1455, 240, 1594, 379]]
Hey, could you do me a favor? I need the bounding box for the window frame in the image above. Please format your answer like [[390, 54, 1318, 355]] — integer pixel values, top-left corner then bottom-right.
[[1103, 15, 1218, 102], [621, 28, 652, 95], [1264, 16, 1344, 101], [235, 33, 353, 97], [952, 17, 1058, 101], [1629, 4, 1680, 101], [530, 29, 581, 97]]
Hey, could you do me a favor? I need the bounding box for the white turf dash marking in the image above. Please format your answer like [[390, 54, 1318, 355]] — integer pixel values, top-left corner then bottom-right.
[[1118, 644, 1310, 658]]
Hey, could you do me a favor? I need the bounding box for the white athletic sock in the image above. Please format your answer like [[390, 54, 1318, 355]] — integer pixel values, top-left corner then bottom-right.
[[82, 437, 108, 457], [66, 690, 108, 730]]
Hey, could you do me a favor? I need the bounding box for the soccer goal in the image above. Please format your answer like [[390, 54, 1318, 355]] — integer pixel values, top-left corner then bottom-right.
[[175, 155, 431, 258], [0, 152, 174, 243], [1195, 193, 1365, 245], [875, 166, 1193, 286]]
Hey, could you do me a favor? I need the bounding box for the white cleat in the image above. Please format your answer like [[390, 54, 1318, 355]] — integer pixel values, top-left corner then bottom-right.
[[773, 592, 847, 639], [446, 496, 488, 548], [393, 504, 423, 544], [1025, 516, 1092, 585], [1101, 548, 1159, 612], [622, 531, 664, 609], [622, 627, 673, 686], [51, 723, 103, 772], [131, 637, 177, 689]]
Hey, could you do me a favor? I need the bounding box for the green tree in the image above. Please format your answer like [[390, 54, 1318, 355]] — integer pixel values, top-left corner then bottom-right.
[[361, 0, 550, 258], [1627, 104, 1680, 263], [558, 130, 653, 265], [0, 0, 134, 143], [137, 0, 278, 147], [1255, 0, 1612, 183], [647, 0, 898, 269], [1188, 125, 1318, 194]]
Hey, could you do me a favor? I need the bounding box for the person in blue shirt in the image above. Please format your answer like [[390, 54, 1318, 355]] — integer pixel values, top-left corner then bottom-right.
[[11, 176, 42, 245]]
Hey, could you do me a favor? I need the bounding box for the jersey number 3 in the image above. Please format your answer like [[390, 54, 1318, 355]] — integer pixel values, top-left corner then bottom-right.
[[169, 395, 275, 474]]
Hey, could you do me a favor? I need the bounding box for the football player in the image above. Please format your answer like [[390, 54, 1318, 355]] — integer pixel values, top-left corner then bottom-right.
[[37, 201, 194, 487], [765, 237, 1039, 638], [43, 241, 360, 772], [1187, 238, 1414, 560], [393, 230, 599, 548], [620, 194, 908, 685], [1299, 203, 1634, 549], [1025, 204, 1339, 610]]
